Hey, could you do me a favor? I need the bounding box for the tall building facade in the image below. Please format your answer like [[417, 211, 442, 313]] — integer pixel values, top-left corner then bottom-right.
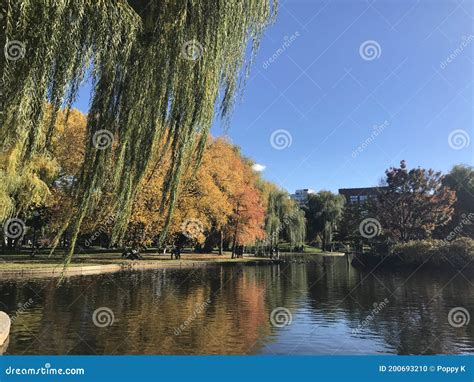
[[290, 189, 315, 206], [338, 187, 387, 204]]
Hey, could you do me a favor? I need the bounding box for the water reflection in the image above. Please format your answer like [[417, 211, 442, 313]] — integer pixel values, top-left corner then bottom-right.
[[0, 257, 473, 354]]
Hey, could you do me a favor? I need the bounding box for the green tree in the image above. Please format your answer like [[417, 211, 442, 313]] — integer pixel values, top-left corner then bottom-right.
[[439, 164, 474, 238], [305, 191, 345, 250], [264, 189, 305, 249], [1, 0, 277, 264], [336, 201, 367, 251]]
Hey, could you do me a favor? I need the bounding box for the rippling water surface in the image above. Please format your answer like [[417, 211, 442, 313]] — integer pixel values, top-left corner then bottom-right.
[[1, 256, 473, 354]]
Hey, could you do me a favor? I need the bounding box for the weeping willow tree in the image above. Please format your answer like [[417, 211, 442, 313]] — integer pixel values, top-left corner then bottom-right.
[[265, 189, 305, 249], [0, 0, 277, 263]]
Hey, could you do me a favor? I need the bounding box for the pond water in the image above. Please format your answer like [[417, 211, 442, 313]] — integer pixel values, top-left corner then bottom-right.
[[1, 256, 473, 355]]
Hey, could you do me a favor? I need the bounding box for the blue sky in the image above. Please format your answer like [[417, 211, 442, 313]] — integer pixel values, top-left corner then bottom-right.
[[74, 0, 473, 194]]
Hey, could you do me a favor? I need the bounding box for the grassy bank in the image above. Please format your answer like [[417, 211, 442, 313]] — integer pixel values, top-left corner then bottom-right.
[[0, 248, 344, 278]]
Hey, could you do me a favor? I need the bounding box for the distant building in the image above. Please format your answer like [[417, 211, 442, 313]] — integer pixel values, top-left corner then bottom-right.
[[290, 189, 315, 206], [338, 187, 387, 204]]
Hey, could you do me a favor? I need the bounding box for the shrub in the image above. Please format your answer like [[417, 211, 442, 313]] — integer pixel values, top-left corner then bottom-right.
[[390, 237, 474, 268], [438, 237, 474, 268]]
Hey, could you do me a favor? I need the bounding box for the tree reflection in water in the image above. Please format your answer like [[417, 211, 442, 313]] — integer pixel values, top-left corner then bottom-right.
[[0, 258, 472, 354]]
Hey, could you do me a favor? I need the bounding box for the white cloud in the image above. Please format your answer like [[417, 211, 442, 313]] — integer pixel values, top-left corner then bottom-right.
[[252, 163, 266, 172]]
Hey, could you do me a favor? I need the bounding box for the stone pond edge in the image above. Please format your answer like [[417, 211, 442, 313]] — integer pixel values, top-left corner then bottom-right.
[[0, 311, 10, 349], [0, 258, 282, 280]]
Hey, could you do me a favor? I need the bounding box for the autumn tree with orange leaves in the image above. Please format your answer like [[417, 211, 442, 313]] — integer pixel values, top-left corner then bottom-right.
[[23, 108, 272, 256], [127, 137, 265, 256]]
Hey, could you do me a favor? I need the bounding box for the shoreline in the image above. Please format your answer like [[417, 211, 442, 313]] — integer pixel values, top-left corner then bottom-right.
[[350, 252, 474, 271], [0, 256, 282, 280], [0, 250, 347, 280]]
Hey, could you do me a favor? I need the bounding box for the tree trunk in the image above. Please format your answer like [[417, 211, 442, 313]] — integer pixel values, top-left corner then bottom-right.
[[231, 223, 239, 259], [219, 230, 223, 255], [231, 234, 237, 259], [231, 202, 241, 259]]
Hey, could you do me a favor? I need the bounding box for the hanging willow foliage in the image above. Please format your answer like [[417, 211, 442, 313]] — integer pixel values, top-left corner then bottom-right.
[[265, 189, 306, 248], [0, 0, 277, 263]]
